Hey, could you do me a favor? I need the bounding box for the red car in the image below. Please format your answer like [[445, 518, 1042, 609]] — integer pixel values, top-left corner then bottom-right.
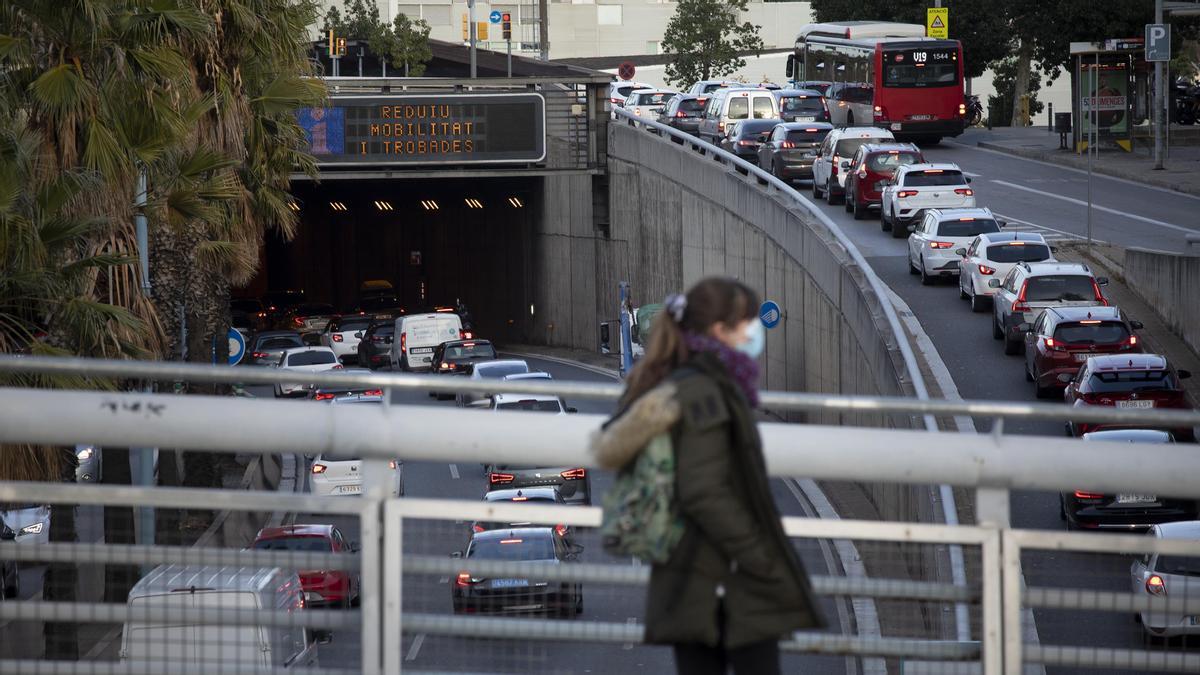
[[843, 143, 925, 221], [252, 524, 359, 608], [1063, 354, 1194, 438], [1023, 306, 1143, 399]]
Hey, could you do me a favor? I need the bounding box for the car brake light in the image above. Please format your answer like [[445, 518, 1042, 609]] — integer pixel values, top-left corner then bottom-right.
[[331, 364, 343, 370], [929, 241, 954, 249], [312, 463, 327, 474], [456, 572, 477, 587], [489, 472, 514, 484], [1128, 335, 1139, 347], [400, 332, 407, 353], [959, 103, 967, 115], [718, 121, 725, 133], [315, 392, 336, 401], [555, 524, 569, 537], [560, 468, 586, 480], [675, 111, 687, 118], [1079, 320, 1102, 324], [954, 188, 974, 196], [898, 190, 918, 198], [440, 362, 453, 370], [365, 389, 382, 396], [1043, 337, 1060, 350], [472, 524, 485, 533], [252, 352, 268, 359], [978, 264, 996, 275], [737, 140, 755, 147], [1091, 280, 1108, 305], [293, 317, 304, 326], [500, 539, 523, 544], [780, 141, 795, 149], [511, 496, 529, 501], [831, 161, 838, 177], [1012, 282, 1030, 314], [1146, 574, 1166, 595], [389, 460, 397, 470], [1074, 490, 1104, 499]]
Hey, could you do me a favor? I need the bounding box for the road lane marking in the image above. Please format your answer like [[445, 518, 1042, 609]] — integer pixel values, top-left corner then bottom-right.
[[990, 180, 1198, 234], [992, 213, 1092, 243], [622, 617, 638, 650], [962, 171, 982, 178], [405, 633, 425, 661], [448, 463, 459, 480]]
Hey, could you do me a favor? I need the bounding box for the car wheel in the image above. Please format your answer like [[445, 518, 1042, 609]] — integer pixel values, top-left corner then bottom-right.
[[812, 175, 823, 199], [891, 217, 908, 239], [971, 293, 988, 313], [827, 177, 843, 205], [919, 257, 934, 285], [575, 588, 584, 615], [1003, 333, 1023, 356], [843, 184, 853, 212], [908, 254, 919, 275], [881, 208, 891, 232], [852, 193, 867, 220], [1058, 495, 1067, 521], [992, 315, 1004, 340], [959, 284, 969, 299]]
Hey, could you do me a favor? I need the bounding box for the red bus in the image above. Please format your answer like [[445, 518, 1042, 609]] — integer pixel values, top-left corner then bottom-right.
[[786, 22, 966, 143]]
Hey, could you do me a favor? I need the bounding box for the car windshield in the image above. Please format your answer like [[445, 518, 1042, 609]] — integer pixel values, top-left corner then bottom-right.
[[469, 536, 555, 561], [370, 324, 395, 336], [260, 337, 302, 350], [987, 243, 1051, 263], [445, 343, 496, 361], [330, 317, 373, 332], [737, 122, 779, 138], [833, 138, 878, 158], [496, 400, 563, 412], [358, 296, 401, 311], [253, 536, 330, 551], [787, 129, 829, 143], [866, 152, 921, 171], [288, 351, 335, 366], [1087, 370, 1177, 393], [1025, 275, 1097, 302], [677, 98, 705, 114], [320, 452, 362, 462], [476, 363, 528, 378], [780, 97, 824, 114], [1156, 555, 1200, 576], [1054, 322, 1129, 345], [727, 97, 749, 119], [938, 219, 1000, 237], [635, 93, 672, 106], [904, 170, 965, 186], [616, 85, 638, 98], [294, 303, 334, 316]]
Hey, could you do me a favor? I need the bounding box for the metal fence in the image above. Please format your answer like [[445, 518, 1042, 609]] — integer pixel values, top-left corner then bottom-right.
[[2, 358, 1200, 674]]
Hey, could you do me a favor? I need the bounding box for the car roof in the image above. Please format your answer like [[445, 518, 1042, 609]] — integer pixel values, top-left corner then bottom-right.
[[476, 359, 527, 371], [132, 565, 287, 594], [492, 392, 562, 404], [255, 330, 302, 340], [256, 524, 333, 539], [857, 142, 920, 154], [775, 88, 824, 97], [900, 162, 963, 172], [832, 126, 893, 138], [1081, 429, 1173, 443], [440, 339, 492, 347], [779, 122, 834, 131], [1020, 261, 1093, 276], [1044, 305, 1122, 322], [628, 88, 675, 95], [470, 527, 556, 542], [977, 231, 1048, 244], [281, 346, 335, 355], [1153, 520, 1200, 540], [1086, 353, 1169, 371], [926, 207, 994, 222], [502, 372, 552, 381], [483, 487, 562, 501]]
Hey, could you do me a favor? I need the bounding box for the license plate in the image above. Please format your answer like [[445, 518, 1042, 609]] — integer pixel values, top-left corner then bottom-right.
[[890, 122, 902, 131], [1074, 353, 1090, 362], [910, 114, 933, 121], [1190, 616, 1199, 626], [796, 116, 816, 122], [1116, 400, 1154, 409], [1117, 494, 1156, 504], [491, 578, 528, 588], [410, 347, 433, 354], [336, 485, 362, 494]]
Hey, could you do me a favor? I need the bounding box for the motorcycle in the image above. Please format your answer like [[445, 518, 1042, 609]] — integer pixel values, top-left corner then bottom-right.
[[964, 94, 983, 127]]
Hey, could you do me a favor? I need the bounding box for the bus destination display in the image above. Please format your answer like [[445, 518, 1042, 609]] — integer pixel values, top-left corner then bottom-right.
[[887, 48, 957, 66]]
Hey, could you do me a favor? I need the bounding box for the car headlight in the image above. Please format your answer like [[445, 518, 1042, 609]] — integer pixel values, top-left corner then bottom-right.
[[20, 522, 44, 536], [76, 447, 94, 461]]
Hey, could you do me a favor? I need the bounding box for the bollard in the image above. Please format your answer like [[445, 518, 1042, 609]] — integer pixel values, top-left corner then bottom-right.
[[1048, 103, 1053, 132]]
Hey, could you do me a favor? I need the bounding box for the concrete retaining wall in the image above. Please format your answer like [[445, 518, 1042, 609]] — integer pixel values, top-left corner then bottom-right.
[[1125, 248, 1200, 356]]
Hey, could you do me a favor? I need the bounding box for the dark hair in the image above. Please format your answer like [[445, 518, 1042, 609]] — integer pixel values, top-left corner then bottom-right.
[[621, 276, 758, 405]]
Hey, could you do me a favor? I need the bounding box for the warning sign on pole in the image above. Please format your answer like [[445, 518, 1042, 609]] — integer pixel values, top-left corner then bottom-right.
[[927, 7, 948, 39]]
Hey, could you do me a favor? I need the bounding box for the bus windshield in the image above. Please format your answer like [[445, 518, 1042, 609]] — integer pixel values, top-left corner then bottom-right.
[[883, 48, 959, 88]]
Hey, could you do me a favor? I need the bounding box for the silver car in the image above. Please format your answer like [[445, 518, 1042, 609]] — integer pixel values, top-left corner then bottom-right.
[[1131, 520, 1200, 638]]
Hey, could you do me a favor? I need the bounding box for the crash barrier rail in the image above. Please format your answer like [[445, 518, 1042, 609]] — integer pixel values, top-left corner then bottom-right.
[[3, 359, 1200, 673]]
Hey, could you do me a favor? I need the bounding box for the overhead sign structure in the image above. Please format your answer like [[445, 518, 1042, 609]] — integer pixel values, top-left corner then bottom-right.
[[759, 301, 782, 329], [926, 7, 948, 39], [618, 62, 636, 81], [1146, 24, 1170, 62], [296, 93, 547, 166], [489, 10, 502, 23], [227, 328, 246, 366]]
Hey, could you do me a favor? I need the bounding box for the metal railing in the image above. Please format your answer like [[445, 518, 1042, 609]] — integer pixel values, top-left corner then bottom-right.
[[2, 358, 1200, 674]]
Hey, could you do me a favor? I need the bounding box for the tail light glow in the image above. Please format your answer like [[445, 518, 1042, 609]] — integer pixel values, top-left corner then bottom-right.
[[331, 364, 343, 370], [456, 572, 478, 587], [331, 334, 343, 342], [555, 524, 569, 537], [929, 241, 954, 249], [780, 141, 796, 148], [897, 190, 919, 198], [560, 468, 587, 480], [500, 539, 523, 545], [978, 264, 996, 275], [311, 463, 327, 475], [1146, 574, 1166, 595], [954, 188, 974, 196], [365, 389, 383, 396], [1074, 490, 1104, 499], [1128, 335, 1139, 347], [252, 352, 269, 359], [293, 317, 304, 326], [314, 392, 336, 401], [1091, 280, 1108, 305], [489, 472, 514, 484], [400, 332, 407, 354], [1043, 337, 1060, 350], [389, 460, 397, 470], [959, 103, 967, 115], [1012, 282, 1031, 314]]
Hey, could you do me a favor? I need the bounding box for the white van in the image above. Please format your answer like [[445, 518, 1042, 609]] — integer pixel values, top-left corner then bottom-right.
[[121, 565, 318, 669], [697, 88, 779, 146], [391, 312, 464, 371]]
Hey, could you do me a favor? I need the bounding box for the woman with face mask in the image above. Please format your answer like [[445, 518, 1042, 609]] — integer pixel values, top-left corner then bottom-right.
[[592, 276, 823, 675]]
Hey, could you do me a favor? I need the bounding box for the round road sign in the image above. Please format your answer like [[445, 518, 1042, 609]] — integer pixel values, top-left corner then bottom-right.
[[617, 62, 636, 81], [228, 328, 246, 365], [489, 10, 502, 23], [759, 301, 782, 329]]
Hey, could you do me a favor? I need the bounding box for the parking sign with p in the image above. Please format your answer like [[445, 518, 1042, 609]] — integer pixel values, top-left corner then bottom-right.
[[1146, 23, 1170, 62]]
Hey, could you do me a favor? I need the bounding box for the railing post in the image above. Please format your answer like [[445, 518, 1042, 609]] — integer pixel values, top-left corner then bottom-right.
[[384, 499, 404, 672], [976, 486, 1011, 674], [1002, 530, 1025, 675], [359, 459, 389, 675]]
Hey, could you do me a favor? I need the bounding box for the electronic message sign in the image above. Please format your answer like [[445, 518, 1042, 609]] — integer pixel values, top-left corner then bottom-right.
[[296, 93, 546, 166]]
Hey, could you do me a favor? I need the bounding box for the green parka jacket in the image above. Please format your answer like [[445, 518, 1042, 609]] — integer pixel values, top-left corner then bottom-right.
[[591, 352, 823, 648]]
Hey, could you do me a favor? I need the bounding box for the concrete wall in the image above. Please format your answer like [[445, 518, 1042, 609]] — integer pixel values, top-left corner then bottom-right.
[[1125, 247, 1200, 356]]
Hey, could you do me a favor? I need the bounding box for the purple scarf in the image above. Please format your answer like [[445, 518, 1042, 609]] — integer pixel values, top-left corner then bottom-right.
[[682, 331, 761, 407]]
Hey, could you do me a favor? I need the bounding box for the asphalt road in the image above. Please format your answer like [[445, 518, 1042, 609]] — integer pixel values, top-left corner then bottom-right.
[[271, 354, 848, 674], [794, 133, 1195, 674]]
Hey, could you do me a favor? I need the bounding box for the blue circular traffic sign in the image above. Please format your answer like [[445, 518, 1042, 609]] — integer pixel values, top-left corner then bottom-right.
[[228, 328, 246, 365], [489, 10, 502, 23], [759, 301, 782, 329]]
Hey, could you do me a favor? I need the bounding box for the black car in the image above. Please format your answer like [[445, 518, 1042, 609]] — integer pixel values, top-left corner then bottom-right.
[[451, 527, 583, 617], [355, 294, 405, 321], [757, 122, 833, 181], [486, 463, 591, 506], [720, 119, 783, 162], [774, 89, 830, 123], [470, 487, 573, 540], [430, 339, 497, 400], [261, 290, 305, 327], [1, 517, 18, 599], [247, 330, 303, 366], [1061, 429, 1197, 530], [230, 298, 266, 333], [356, 321, 394, 371], [657, 94, 707, 136]]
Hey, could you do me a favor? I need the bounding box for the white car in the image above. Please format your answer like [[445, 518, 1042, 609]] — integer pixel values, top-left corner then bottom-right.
[[490, 393, 575, 414], [608, 81, 652, 106], [623, 89, 677, 120], [321, 315, 374, 364], [881, 163, 976, 239], [456, 359, 530, 407], [273, 346, 342, 398], [811, 126, 895, 204], [0, 504, 50, 545], [957, 231, 1055, 312], [907, 208, 1001, 286], [1130, 521, 1200, 639], [310, 450, 403, 498]]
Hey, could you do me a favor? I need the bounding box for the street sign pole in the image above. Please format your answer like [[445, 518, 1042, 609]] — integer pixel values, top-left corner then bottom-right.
[[507, 38, 512, 78], [468, 0, 477, 78], [1153, 1, 1164, 169]]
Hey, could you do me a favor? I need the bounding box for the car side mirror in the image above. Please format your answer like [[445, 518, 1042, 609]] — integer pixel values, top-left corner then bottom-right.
[[997, 219, 1007, 228], [955, 247, 967, 256], [468, 399, 492, 409], [1130, 320, 1144, 329], [1179, 369, 1193, 380], [987, 279, 1001, 288], [1096, 277, 1109, 286], [566, 407, 578, 414], [966, 177, 973, 183], [839, 160, 850, 169], [450, 551, 463, 559], [313, 629, 333, 645], [1018, 323, 1032, 333], [568, 543, 585, 555], [354, 332, 363, 339], [348, 541, 360, 553], [1049, 246, 1059, 254], [1058, 373, 1075, 383]]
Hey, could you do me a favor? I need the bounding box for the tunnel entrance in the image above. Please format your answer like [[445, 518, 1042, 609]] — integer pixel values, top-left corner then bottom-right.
[[242, 177, 538, 344]]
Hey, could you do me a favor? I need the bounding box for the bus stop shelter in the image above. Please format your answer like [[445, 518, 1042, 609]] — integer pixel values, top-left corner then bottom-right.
[[1069, 39, 1149, 154]]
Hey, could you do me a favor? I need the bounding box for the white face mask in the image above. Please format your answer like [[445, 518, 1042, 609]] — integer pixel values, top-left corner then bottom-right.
[[736, 320, 765, 359]]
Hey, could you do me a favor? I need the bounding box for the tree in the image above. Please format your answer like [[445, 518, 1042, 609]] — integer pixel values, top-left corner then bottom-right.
[[661, 0, 765, 88], [324, 0, 433, 76], [988, 55, 1044, 126]]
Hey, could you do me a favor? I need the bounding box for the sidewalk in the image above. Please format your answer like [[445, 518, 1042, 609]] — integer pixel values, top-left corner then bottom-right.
[[965, 125, 1200, 197]]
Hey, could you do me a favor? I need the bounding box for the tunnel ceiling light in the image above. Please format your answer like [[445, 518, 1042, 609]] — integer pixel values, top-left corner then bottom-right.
[[464, 198, 484, 209], [287, 201, 301, 212], [421, 200, 440, 211], [374, 200, 394, 211], [507, 197, 524, 208], [330, 201, 348, 212]]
